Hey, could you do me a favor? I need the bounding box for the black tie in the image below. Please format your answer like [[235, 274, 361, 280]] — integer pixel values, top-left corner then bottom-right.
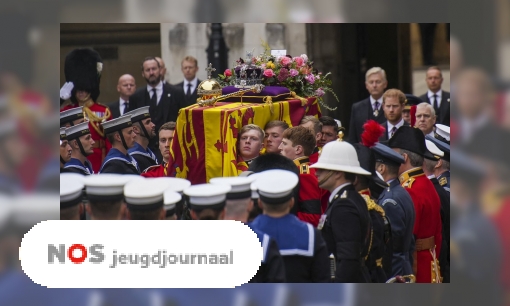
[[186, 83, 192, 97], [123, 101, 129, 115], [150, 88, 157, 107], [432, 94, 439, 115]]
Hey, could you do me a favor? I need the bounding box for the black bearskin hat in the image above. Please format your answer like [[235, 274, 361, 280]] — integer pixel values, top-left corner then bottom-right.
[[64, 48, 103, 103]]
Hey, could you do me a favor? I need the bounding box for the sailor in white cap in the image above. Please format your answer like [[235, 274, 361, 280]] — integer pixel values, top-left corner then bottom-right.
[[423, 139, 450, 282], [60, 177, 84, 220], [99, 115, 140, 175], [250, 169, 330, 283], [163, 190, 182, 220], [309, 141, 373, 283], [125, 106, 158, 172], [124, 178, 173, 220], [60, 127, 72, 171], [60, 106, 84, 128], [83, 174, 144, 220], [183, 184, 231, 220], [434, 124, 450, 144], [63, 121, 95, 175], [153, 177, 191, 219], [210, 175, 286, 283]]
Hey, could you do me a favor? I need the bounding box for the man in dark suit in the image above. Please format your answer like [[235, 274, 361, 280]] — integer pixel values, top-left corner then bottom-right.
[[379, 89, 410, 141], [129, 57, 186, 160], [348, 67, 388, 144], [419, 66, 450, 126], [174, 56, 201, 107], [106, 74, 136, 119]]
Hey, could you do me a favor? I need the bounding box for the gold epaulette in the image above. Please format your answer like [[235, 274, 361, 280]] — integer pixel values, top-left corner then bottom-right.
[[439, 177, 447, 186], [401, 177, 415, 188], [361, 194, 385, 217], [293, 156, 311, 174]]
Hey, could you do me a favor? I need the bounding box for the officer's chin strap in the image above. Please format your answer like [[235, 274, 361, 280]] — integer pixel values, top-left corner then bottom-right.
[[318, 170, 335, 186], [76, 139, 89, 157], [138, 122, 151, 140], [118, 130, 129, 151]]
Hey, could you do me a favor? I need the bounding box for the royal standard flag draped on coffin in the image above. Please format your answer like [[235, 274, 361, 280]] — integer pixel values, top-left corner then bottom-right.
[[167, 97, 321, 184]]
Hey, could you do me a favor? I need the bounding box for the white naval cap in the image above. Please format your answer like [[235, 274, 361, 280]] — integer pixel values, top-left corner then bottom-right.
[[60, 172, 86, 184], [60, 127, 67, 142], [65, 121, 90, 141], [124, 106, 151, 123], [252, 169, 298, 205], [163, 190, 182, 217], [60, 107, 84, 126], [151, 177, 191, 193], [124, 178, 173, 211], [435, 124, 450, 141], [101, 114, 132, 135], [183, 183, 231, 211], [425, 139, 444, 161], [60, 179, 84, 208], [209, 176, 255, 200], [84, 174, 144, 202]]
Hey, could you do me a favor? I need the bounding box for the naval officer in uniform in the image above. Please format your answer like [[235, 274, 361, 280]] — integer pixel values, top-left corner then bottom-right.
[[310, 141, 373, 283]]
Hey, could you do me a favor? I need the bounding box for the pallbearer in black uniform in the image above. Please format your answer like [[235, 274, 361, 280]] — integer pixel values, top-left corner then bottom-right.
[[352, 142, 391, 283], [184, 183, 231, 220], [250, 170, 330, 283], [100, 115, 140, 175], [310, 141, 372, 283], [83, 174, 143, 220], [423, 139, 450, 283], [125, 106, 158, 172], [60, 127, 72, 171], [124, 178, 175, 220], [372, 142, 416, 278], [63, 122, 95, 175], [210, 176, 286, 283], [60, 176, 85, 220]]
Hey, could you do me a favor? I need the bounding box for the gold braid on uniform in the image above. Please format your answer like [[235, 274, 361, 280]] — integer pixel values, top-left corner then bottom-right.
[[361, 194, 386, 217], [361, 194, 379, 261], [83, 106, 111, 137]]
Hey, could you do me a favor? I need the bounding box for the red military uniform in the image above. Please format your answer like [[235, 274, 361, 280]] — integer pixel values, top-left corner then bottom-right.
[[399, 167, 442, 283], [141, 163, 168, 178], [294, 156, 321, 227], [61, 101, 112, 173]]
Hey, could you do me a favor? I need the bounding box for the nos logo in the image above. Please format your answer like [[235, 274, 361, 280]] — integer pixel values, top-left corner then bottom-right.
[[48, 244, 105, 264]]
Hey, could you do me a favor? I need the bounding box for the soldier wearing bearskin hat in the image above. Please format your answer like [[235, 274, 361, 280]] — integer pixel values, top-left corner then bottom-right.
[[60, 48, 112, 173]]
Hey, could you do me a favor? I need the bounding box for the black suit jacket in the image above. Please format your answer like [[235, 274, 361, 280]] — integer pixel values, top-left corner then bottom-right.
[[419, 91, 450, 126], [174, 79, 202, 107], [106, 101, 121, 119], [348, 98, 386, 144], [128, 82, 186, 131], [379, 120, 411, 141]]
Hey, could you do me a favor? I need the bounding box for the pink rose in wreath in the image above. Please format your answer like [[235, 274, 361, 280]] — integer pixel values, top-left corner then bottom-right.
[[263, 69, 275, 78]]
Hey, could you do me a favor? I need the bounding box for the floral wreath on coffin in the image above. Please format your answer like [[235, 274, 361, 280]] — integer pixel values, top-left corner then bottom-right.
[[217, 42, 339, 111]]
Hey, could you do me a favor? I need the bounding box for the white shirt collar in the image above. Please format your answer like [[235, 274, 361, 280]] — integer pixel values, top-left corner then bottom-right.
[[427, 131, 435, 138], [147, 81, 163, 93], [387, 118, 404, 137], [370, 96, 382, 108], [427, 174, 436, 180], [184, 77, 198, 87], [428, 89, 442, 99], [329, 182, 352, 203]]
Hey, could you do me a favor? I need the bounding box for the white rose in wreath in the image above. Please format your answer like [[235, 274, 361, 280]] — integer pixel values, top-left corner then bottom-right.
[[97, 62, 103, 74]]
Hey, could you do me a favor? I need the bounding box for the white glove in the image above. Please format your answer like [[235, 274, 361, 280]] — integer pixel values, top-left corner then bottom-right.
[[60, 82, 74, 100]]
